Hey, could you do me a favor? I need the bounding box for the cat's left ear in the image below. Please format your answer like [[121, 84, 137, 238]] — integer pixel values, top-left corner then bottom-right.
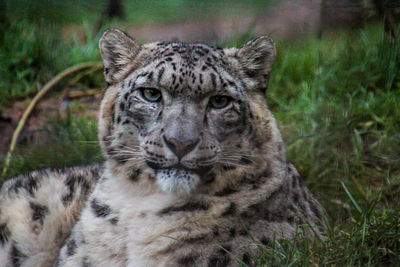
[[228, 36, 276, 91]]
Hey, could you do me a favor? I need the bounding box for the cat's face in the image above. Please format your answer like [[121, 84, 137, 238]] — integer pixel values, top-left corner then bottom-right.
[[98, 29, 276, 194]]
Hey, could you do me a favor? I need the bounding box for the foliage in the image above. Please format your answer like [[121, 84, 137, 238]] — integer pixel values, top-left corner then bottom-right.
[[268, 26, 400, 212]]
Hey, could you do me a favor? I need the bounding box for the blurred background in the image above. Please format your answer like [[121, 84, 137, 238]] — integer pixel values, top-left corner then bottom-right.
[[0, 0, 400, 265]]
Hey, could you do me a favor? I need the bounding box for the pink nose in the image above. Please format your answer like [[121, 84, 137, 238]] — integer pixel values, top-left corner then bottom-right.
[[163, 136, 199, 159]]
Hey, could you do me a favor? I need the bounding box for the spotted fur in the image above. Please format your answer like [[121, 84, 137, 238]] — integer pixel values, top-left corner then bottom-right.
[[0, 28, 325, 266], [0, 165, 101, 267]]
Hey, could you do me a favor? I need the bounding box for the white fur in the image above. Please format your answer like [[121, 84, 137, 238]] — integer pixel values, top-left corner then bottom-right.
[[156, 169, 200, 195]]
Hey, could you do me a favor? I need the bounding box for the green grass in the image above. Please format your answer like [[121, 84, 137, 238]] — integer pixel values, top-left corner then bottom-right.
[[0, 20, 102, 109], [0, 20, 399, 266], [269, 26, 400, 208], [257, 204, 400, 266]]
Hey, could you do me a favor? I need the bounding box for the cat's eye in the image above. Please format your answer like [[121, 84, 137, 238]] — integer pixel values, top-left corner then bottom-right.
[[209, 95, 232, 109], [140, 88, 162, 102]]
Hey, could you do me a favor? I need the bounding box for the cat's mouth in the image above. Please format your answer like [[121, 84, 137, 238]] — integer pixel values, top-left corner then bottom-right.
[[146, 161, 210, 177], [168, 164, 209, 174], [152, 164, 211, 194]]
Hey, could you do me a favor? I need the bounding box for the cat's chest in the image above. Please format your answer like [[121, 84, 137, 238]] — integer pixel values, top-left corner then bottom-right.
[[85, 177, 183, 261]]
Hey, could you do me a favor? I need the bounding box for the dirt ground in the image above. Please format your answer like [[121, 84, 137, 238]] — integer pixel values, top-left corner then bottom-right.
[[0, 91, 103, 155]]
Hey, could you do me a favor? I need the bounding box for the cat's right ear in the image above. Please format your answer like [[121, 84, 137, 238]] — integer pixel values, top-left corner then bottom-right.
[[99, 28, 141, 84]]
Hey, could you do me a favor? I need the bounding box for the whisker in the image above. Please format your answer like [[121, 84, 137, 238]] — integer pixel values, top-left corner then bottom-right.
[[113, 152, 142, 156], [114, 149, 142, 154], [220, 153, 257, 164], [217, 159, 254, 169], [122, 145, 140, 148], [113, 153, 143, 157], [115, 149, 142, 153], [118, 157, 144, 162]]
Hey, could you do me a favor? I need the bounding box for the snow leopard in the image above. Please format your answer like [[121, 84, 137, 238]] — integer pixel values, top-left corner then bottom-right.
[[0, 28, 325, 267]]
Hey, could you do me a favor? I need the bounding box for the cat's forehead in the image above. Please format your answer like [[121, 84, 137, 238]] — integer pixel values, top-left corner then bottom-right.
[[143, 42, 227, 72], [148, 41, 223, 58], [125, 42, 242, 97]]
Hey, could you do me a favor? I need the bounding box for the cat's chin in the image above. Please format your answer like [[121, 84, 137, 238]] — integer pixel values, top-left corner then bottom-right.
[[156, 168, 200, 195]]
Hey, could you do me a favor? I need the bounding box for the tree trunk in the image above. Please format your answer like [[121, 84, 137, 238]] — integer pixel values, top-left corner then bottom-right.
[[94, 0, 125, 37], [373, 0, 396, 38], [0, 0, 8, 41]]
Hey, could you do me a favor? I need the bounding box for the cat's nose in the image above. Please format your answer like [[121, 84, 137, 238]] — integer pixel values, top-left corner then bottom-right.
[[163, 135, 199, 159]]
